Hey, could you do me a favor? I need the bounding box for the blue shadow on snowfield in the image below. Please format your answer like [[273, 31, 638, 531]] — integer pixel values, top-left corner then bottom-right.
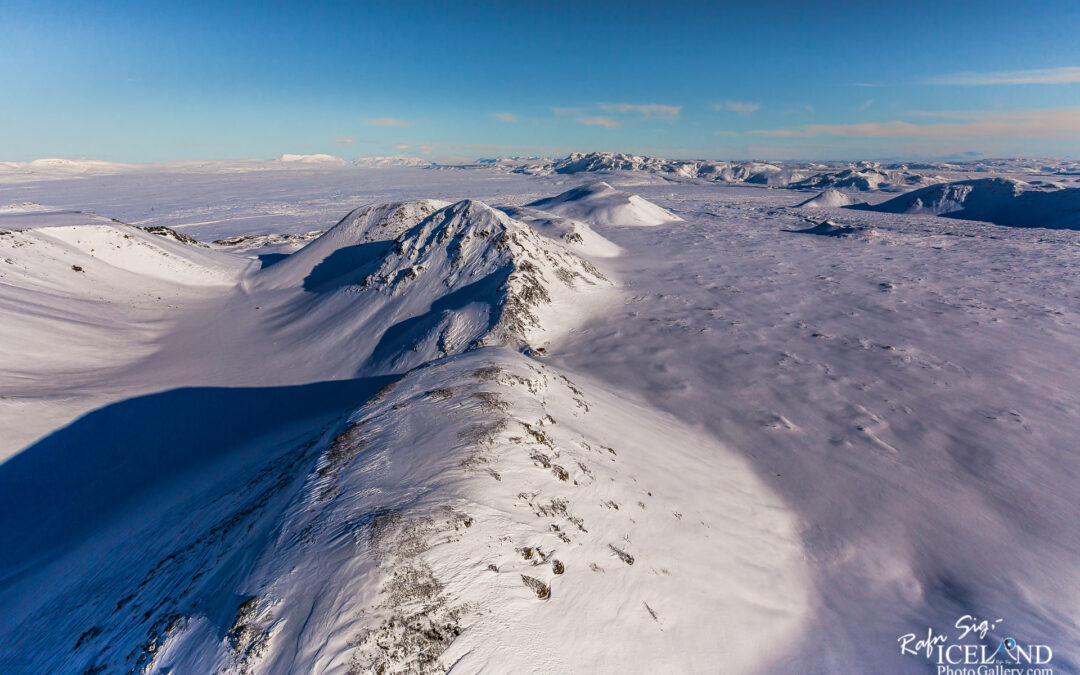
[[302, 241, 392, 292], [0, 376, 393, 586]]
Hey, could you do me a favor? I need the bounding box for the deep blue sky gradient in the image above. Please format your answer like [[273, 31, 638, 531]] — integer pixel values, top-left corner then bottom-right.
[[2, 0, 1079, 161]]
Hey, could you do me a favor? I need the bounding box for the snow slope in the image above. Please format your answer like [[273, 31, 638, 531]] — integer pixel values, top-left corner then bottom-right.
[[251, 198, 611, 373], [796, 188, 864, 208], [526, 182, 682, 227], [0, 348, 808, 674], [499, 206, 623, 258], [862, 177, 1080, 229], [0, 221, 248, 456]]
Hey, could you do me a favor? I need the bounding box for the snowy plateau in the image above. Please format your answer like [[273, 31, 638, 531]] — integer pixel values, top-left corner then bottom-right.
[[0, 153, 1078, 674]]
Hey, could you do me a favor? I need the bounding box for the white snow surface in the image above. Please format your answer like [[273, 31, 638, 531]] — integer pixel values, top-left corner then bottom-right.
[[0, 161, 1078, 674], [863, 177, 1080, 229], [526, 181, 683, 227], [796, 188, 864, 208]]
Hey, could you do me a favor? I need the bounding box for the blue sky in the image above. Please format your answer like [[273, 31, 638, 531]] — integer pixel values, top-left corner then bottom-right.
[[2, 0, 1080, 162]]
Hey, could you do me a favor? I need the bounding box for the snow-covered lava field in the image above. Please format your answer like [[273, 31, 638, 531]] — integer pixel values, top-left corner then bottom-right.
[[0, 153, 1078, 673]]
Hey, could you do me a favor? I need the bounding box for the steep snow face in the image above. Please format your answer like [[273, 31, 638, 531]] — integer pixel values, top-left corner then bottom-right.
[[252, 199, 610, 374], [255, 200, 450, 290], [526, 182, 682, 227], [865, 177, 1080, 229], [796, 188, 863, 208]]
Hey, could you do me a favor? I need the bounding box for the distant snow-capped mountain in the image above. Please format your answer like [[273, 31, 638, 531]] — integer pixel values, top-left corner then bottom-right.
[[860, 177, 1080, 229], [512, 151, 801, 186]]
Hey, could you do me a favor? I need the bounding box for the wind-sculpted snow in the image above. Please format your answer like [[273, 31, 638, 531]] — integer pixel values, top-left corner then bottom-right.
[[860, 177, 1080, 229]]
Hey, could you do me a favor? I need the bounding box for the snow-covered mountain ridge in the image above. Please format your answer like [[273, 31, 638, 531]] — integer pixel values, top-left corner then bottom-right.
[[0, 184, 808, 674], [858, 176, 1080, 229]]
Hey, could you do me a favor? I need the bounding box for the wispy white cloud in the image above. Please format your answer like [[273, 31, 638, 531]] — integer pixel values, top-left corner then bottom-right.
[[365, 118, 414, 127], [852, 82, 884, 88], [927, 66, 1080, 86], [715, 101, 761, 115], [599, 103, 681, 119], [578, 116, 620, 129], [858, 99, 874, 111], [714, 130, 739, 136], [493, 112, 517, 123], [394, 143, 434, 151], [552, 107, 580, 116], [749, 109, 1080, 139], [333, 136, 354, 147]]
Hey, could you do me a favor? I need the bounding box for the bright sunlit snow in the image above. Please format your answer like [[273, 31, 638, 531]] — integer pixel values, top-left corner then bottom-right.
[[1, 155, 1077, 673]]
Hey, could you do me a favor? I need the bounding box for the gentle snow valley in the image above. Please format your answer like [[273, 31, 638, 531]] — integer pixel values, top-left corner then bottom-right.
[[0, 156, 1078, 674]]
